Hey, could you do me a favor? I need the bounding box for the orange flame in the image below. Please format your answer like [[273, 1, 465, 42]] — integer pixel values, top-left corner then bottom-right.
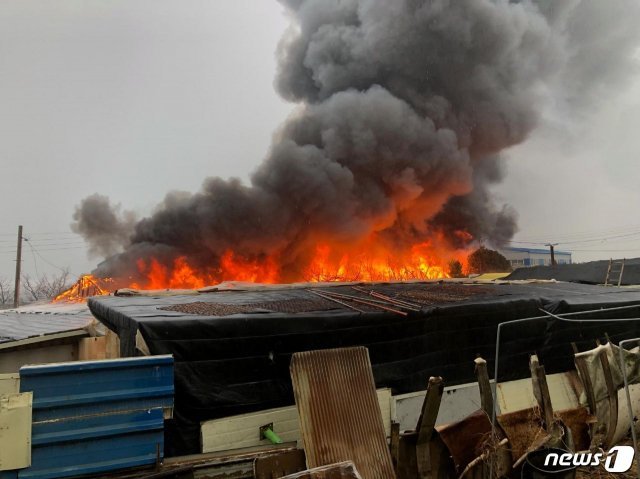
[[304, 239, 465, 282], [54, 232, 472, 301], [53, 274, 112, 302]]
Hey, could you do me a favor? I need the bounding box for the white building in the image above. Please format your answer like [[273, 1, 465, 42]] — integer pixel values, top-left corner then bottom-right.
[[499, 247, 572, 269]]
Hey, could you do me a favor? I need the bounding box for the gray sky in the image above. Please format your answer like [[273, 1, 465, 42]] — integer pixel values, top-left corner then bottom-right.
[[1, 1, 639, 281]]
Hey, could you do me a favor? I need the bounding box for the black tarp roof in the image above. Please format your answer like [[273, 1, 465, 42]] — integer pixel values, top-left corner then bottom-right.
[[505, 257, 640, 285], [89, 281, 640, 455]]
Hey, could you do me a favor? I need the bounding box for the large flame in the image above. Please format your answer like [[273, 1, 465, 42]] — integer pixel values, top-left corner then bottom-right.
[[53, 275, 113, 302], [54, 233, 470, 302]]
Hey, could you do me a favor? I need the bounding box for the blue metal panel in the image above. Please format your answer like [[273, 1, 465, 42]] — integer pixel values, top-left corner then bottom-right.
[[20, 355, 173, 422], [15, 355, 173, 479], [22, 409, 164, 479]]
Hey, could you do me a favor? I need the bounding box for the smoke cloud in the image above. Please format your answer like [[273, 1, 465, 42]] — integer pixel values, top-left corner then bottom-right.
[[72, 0, 640, 282], [71, 194, 136, 259]]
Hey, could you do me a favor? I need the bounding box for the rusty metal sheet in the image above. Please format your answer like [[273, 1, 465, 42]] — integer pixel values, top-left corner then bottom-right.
[[281, 461, 362, 479], [290, 347, 395, 479]]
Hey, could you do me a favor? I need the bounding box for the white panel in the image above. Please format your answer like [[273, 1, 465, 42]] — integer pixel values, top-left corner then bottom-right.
[[0, 392, 32, 471], [201, 389, 391, 454], [392, 381, 486, 431], [391, 372, 581, 432], [496, 372, 580, 414]]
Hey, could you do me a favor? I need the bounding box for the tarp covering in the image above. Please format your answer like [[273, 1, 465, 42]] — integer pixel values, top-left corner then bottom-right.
[[505, 258, 640, 285], [88, 281, 640, 455]]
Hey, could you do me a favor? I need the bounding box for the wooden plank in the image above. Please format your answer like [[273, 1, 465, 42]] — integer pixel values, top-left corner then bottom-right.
[[416, 377, 443, 479], [474, 357, 493, 417], [0, 392, 32, 471], [254, 449, 306, 479], [105, 329, 120, 358], [529, 355, 554, 427], [201, 388, 391, 454], [78, 336, 107, 360]]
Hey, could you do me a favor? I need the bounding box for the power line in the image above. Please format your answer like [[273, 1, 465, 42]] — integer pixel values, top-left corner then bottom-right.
[[0, 246, 86, 254], [0, 231, 80, 237], [20, 241, 86, 247], [25, 239, 40, 278], [515, 224, 640, 243], [23, 238, 80, 275]]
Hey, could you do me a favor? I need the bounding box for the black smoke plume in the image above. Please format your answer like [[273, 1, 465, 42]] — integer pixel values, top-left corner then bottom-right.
[[73, 0, 640, 282]]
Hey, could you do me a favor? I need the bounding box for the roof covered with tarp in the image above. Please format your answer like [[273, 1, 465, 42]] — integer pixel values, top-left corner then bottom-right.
[[88, 280, 640, 456], [505, 257, 640, 285]]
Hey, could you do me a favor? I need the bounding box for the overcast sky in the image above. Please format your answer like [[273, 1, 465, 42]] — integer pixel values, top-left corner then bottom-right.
[[1, 1, 639, 281]]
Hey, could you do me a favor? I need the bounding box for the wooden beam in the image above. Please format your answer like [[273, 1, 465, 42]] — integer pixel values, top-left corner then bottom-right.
[[416, 376, 444, 479], [474, 357, 493, 418]]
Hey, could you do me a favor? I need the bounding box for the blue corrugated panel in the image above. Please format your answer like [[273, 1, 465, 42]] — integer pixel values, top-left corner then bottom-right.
[[20, 356, 174, 422], [14, 355, 173, 479]]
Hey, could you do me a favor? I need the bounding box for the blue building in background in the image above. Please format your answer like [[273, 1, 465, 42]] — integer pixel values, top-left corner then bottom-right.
[[498, 246, 572, 269]]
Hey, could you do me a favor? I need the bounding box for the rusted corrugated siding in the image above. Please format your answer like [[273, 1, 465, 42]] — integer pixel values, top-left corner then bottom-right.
[[290, 347, 395, 479]]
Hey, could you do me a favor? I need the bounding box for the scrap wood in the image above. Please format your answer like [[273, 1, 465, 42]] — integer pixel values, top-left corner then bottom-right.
[[474, 357, 493, 418], [254, 449, 306, 479], [416, 377, 444, 479], [394, 430, 453, 479], [530, 354, 555, 428], [457, 438, 508, 479], [390, 422, 400, 473]]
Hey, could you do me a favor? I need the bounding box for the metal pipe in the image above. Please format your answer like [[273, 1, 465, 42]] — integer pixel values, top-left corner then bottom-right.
[[351, 286, 421, 310], [315, 289, 408, 316], [308, 289, 366, 313]]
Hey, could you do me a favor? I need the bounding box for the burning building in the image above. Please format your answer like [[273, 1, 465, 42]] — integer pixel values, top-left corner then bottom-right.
[[68, 0, 640, 290]]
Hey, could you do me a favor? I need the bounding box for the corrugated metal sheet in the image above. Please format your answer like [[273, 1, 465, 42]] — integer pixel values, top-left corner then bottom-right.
[[290, 347, 395, 479], [0, 303, 94, 346], [14, 355, 174, 479]]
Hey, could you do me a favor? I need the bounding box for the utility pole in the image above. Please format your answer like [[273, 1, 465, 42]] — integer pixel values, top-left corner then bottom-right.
[[13, 225, 22, 308], [545, 242, 558, 267]]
